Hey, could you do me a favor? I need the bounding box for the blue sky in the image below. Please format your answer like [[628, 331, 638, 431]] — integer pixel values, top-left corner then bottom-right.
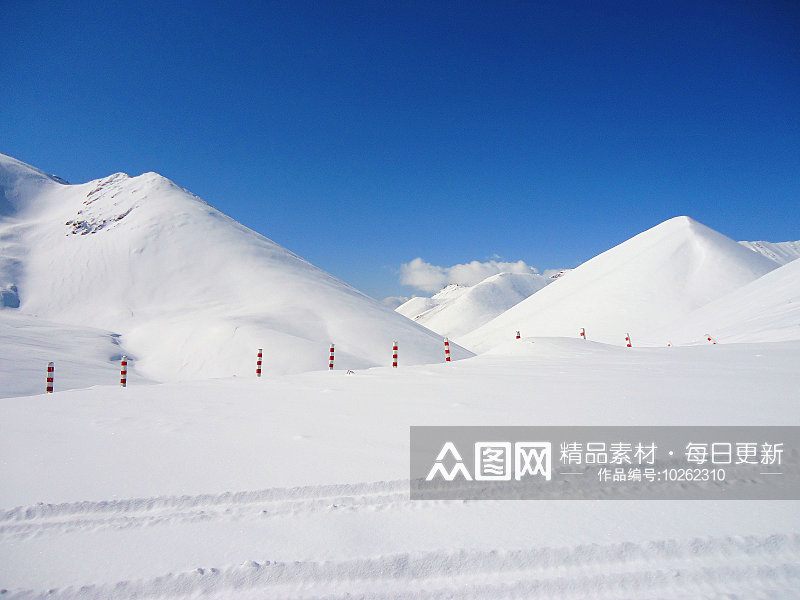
[[3, 1, 799, 299]]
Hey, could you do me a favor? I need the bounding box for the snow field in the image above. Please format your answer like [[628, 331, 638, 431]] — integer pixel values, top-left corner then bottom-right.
[[1, 340, 799, 596]]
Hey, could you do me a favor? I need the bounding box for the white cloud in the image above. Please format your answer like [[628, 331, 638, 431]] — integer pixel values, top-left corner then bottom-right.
[[400, 257, 539, 293]]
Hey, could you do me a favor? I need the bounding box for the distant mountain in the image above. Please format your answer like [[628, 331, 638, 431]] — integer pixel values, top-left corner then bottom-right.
[[459, 216, 778, 351], [396, 284, 470, 323], [0, 153, 471, 386], [739, 240, 800, 265], [396, 272, 549, 339]]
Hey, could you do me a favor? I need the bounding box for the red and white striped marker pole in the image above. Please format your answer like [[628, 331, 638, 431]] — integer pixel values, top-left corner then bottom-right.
[[443, 337, 451, 362], [516, 331, 521, 340], [256, 348, 263, 377], [46, 362, 54, 393], [120, 356, 128, 387], [392, 341, 398, 368], [580, 328, 586, 340], [329, 344, 335, 370], [625, 333, 632, 348], [705, 334, 717, 345]]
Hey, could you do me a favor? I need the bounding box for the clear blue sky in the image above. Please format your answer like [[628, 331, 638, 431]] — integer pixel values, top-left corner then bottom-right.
[[3, 1, 798, 299]]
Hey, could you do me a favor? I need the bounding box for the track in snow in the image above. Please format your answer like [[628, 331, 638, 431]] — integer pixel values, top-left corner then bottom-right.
[[2, 481, 800, 599], [0, 480, 412, 541], [4, 533, 799, 599]]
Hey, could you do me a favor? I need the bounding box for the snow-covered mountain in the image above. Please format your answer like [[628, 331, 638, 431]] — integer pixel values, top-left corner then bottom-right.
[[650, 257, 800, 345], [739, 240, 800, 265], [396, 272, 549, 339], [0, 153, 470, 388], [459, 216, 779, 351]]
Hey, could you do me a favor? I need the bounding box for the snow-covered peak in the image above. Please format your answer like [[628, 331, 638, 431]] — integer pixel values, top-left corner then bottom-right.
[[0, 153, 64, 216], [459, 216, 779, 351], [0, 152, 61, 184], [0, 153, 472, 383], [431, 283, 470, 300]]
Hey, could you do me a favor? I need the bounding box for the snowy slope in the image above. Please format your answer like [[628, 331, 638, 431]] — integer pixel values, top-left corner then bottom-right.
[[2, 340, 799, 596], [0, 153, 61, 216], [0, 312, 153, 397], [0, 153, 470, 386], [739, 240, 800, 265], [649, 257, 800, 345], [0, 155, 62, 308], [396, 272, 549, 339], [459, 216, 778, 351]]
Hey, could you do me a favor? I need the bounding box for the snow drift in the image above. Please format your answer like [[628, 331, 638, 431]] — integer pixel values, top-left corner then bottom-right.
[[396, 272, 549, 339], [0, 153, 470, 386], [0, 312, 151, 397], [459, 216, 779, 351]]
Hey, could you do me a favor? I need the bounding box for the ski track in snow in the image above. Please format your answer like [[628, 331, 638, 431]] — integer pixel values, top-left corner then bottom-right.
[[2, 481, 800, 599]]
